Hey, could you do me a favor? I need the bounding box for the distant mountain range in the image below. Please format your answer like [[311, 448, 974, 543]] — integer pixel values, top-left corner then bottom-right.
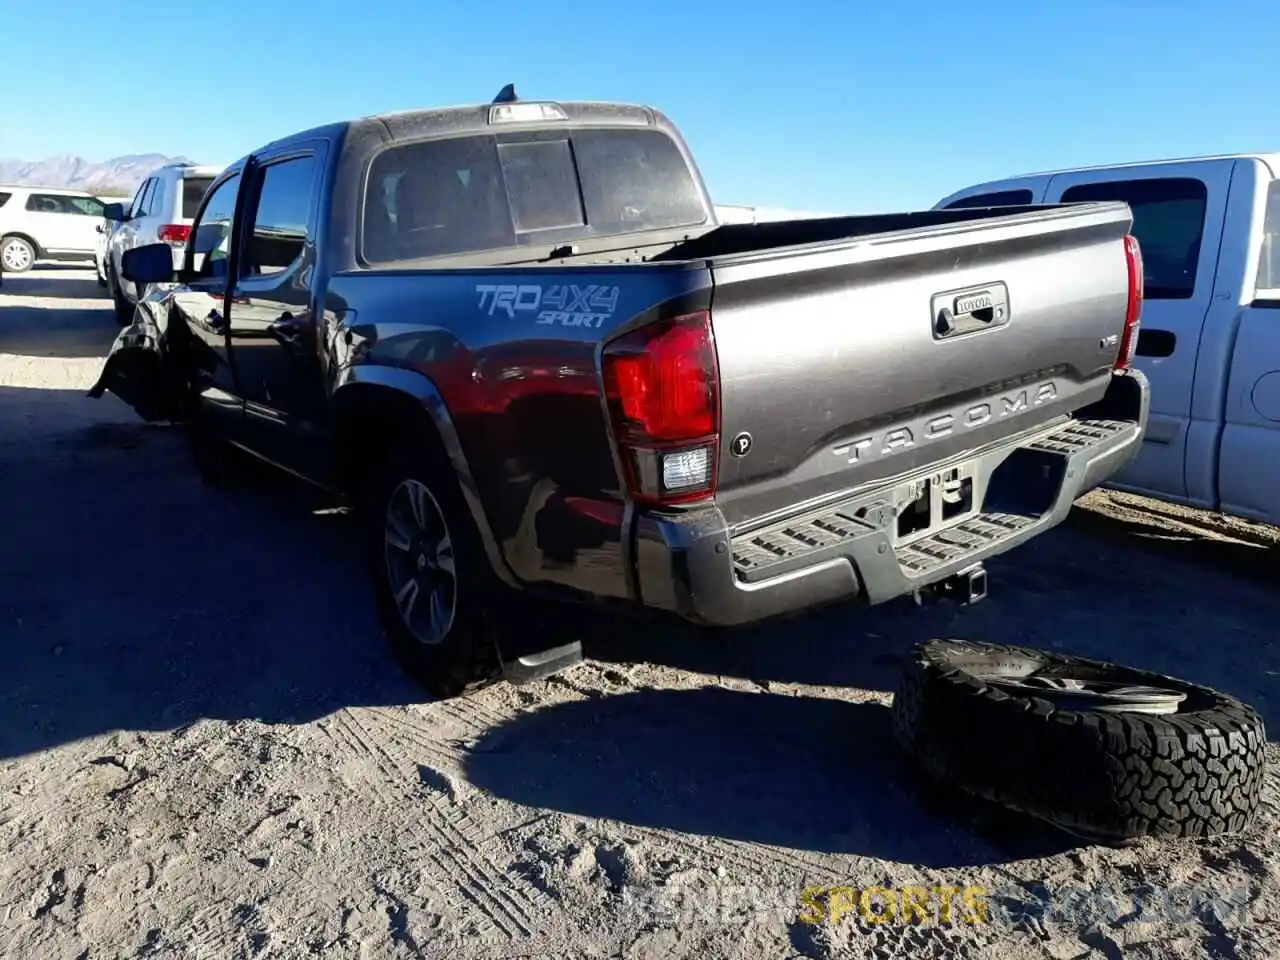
[[0, 153, 188, 196]]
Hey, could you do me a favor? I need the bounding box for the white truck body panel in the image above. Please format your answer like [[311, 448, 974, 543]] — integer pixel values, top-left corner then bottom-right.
[[936, 153, 1280, 525]]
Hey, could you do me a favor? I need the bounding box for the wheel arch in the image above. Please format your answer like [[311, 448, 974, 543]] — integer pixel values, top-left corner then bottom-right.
[[331, 366, 515, 587]]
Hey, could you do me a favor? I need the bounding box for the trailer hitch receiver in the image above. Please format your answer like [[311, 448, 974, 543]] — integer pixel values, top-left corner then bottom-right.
[[916, 563, 988, 606]]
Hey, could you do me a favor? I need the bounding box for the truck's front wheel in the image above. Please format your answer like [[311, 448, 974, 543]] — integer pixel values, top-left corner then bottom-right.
[[364, 445, 501, 699]]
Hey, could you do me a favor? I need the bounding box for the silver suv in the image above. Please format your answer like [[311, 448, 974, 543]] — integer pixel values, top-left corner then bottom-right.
[[102, 162, 220, 323], [0, 185, 107, 273]]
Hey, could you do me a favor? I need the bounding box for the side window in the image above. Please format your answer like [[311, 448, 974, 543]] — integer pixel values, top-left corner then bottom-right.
[[129, 180, 151, 218], [65, 196, 105, 217], [140, 179, 160, 217], [1254, 180, 1280, 297], [243, 155, 318, 278], [189, 174, 241, 282], [25, 193, 66, 213], [1060, 178, 1208, 299], [944, 188, 1034, 209], [0, 192, 11, 208]]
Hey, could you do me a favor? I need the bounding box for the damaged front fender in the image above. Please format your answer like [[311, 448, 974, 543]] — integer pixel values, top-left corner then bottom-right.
[[87, 304, 187, 423]]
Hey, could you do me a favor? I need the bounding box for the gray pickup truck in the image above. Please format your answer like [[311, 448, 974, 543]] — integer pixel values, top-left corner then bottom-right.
[[91, 89, 1150, 697]]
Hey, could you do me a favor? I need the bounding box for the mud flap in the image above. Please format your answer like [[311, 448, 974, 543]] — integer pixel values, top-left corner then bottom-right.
[[86, 315, 185, 423], [499, 640, 584, 685]]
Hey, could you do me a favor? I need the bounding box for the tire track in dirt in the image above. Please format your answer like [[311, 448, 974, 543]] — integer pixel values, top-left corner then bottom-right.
[[326, 707, 559, 946], [363, 707, 470, 774], [329, 709, 525, 941], [633, 828, 850, 885], [436, 695, 514, 732]]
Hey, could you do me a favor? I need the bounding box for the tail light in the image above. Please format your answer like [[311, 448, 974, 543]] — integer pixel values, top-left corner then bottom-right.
[[1116, 234, 1144, 371], [158, 224, 191, 245], [602, 310, 720, 505]]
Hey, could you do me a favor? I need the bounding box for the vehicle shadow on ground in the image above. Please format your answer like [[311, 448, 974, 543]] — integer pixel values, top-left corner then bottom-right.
[[0, 410, 1083, 871], [0, 301, 119, 359], [0, 414, 427, 761], [583, 518, 1280, 733], [463, 684, 1079, 868], [0, 269, 107, 301], [1062, 505, 1279, 588]]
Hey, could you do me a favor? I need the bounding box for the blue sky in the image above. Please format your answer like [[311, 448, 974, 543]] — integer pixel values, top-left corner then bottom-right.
[[0, 0, 1273, 212]]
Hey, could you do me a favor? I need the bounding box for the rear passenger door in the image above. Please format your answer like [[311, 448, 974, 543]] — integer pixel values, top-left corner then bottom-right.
[[1219, 173, 1280, 524], [1043, 162, 1234, 503]]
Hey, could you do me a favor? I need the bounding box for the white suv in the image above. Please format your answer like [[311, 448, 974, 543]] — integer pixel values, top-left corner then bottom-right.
[[102, 162, 220, 323], [0, 185, 107, 273]]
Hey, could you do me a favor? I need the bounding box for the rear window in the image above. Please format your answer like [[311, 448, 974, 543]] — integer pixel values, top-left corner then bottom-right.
[[944, 188, 1034, 209], [1255, 180, 1280, 296], [362, 128, 708, 262], [181, 176, 215, 219], [0, 192, 10, 208], [1060, 178, 1207, 300]]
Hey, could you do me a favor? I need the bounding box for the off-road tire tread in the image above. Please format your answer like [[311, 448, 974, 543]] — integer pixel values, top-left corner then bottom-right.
[[891, 639, 1266, 842]]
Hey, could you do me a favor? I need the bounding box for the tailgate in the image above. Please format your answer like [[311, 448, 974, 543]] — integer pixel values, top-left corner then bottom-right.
[[708, 201, 1134, 529]]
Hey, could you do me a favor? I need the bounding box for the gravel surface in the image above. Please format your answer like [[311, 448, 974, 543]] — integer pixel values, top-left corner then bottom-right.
[[2, 268, 1278, 960]]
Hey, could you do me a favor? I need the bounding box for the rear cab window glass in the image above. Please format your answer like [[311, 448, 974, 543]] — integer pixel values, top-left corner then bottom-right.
[[1060, 178, 1208, 299], [498, 140, 586, 232], [362, 127, 707, 263], [181, 177, 215, 219], [1253, 180, 1280, 298], [944, 188, 1034, 209]]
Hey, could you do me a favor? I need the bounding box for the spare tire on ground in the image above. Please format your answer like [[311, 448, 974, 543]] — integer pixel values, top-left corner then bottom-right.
[[891, 639, 1267, 843]]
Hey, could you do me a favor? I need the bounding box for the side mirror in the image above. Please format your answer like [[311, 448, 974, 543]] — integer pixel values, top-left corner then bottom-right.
[[103, 203, 127, 222], [121, 243, 176, 285]]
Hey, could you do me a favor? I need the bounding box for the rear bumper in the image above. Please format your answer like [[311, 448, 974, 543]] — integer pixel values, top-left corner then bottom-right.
[[633, 369, 1149, 627]]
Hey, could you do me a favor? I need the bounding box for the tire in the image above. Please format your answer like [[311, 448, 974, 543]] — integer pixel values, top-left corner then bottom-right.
[[362, 442, 502, 699], [1, 236, 35, 273], [892, 639, 1266, 842]]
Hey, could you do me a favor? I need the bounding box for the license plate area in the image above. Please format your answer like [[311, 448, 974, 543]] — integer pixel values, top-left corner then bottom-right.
[[892, 464, 977, 545]]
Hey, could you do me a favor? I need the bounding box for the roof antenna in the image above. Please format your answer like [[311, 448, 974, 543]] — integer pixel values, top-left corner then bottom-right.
[[492, 83, 518, 104]]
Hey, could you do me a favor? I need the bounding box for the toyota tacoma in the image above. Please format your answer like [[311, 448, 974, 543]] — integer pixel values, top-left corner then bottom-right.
[[90, 88, 1150, 697]]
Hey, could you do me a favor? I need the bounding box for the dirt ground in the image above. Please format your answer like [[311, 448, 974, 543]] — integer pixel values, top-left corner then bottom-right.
[[1, 267, 1278, 960]]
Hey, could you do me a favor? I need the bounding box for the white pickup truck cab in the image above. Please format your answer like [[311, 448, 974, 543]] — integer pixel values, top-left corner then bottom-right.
[[936, 154, 1280, 527]]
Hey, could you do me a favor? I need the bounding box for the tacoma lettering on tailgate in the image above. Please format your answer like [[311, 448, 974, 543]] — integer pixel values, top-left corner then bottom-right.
[[833, 381, 1059, 464]]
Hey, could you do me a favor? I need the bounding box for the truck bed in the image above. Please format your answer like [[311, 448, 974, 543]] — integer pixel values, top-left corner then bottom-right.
[[332, 199, 1134, 552], [650, 204, 1060, 262]]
